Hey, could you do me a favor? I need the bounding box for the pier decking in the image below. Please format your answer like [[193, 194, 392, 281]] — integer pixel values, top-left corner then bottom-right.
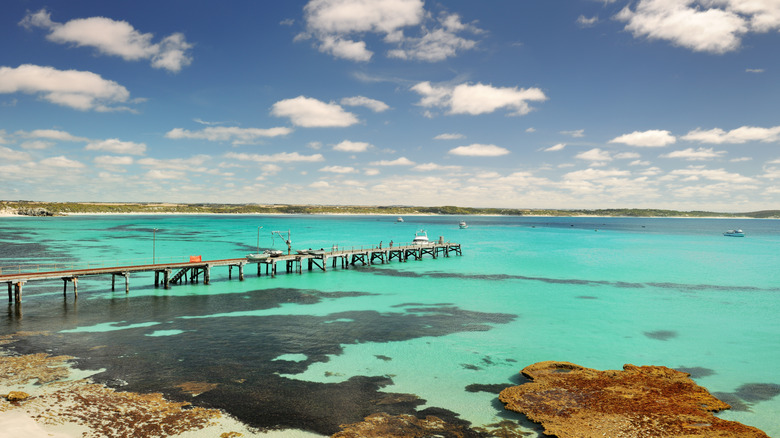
[[2, 242, 461, 303]]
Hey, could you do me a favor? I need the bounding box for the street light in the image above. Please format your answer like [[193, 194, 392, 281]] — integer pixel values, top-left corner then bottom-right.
[[153, 228, 158, 264]]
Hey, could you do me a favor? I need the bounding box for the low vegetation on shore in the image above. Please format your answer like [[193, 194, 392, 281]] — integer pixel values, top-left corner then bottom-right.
[[2, 200, 778, 218]]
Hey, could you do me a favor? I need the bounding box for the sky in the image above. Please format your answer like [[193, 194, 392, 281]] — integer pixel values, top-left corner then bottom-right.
[[1, 0, 779, 211]]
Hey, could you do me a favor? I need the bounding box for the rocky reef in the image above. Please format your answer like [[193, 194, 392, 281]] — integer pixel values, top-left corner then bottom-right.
[[499, 361, 769, 438]]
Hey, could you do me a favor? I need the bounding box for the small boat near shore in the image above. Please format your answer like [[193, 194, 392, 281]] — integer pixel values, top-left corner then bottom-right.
[[459, 221, 468, 229], [247, 249, 283, 261], [723, 229, 745, 237], [397, 217, 404, 222]]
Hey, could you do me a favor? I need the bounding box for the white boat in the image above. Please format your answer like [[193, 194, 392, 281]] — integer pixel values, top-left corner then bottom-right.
[[459, 221, 468, 229], [246, 252, 270, 262], [247, 249, 283, 261], [412, 230, 430, 245], [723, 229, 745, 237], [397, 217, 404, 222]]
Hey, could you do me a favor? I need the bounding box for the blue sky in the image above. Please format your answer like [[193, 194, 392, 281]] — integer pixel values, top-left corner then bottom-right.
[[1, 0, 779, 211]]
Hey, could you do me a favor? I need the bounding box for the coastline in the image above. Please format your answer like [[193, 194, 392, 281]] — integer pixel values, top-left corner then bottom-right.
[[0, 342, 324, 438]]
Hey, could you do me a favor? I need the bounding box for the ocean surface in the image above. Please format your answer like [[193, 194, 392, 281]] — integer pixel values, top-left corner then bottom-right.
[[1, 214, 779, 436]]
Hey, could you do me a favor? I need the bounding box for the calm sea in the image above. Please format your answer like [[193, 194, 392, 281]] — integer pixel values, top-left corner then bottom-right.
[[1, 214, 779, 436]]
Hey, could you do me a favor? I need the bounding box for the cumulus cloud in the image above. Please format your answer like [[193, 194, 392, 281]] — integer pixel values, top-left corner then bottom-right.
[[320, 165, 358, 173], [576, 148, 613, 162], [333, 140, 371, 152], [1, 146, 31, 161], [577, 15, 599, 27], [300, 0, 479, 62], [434, 133, 464, 140], [661, 147, 726, 160], [369, 157, 415, 166], [20, 140, 54, 150], [544, 143, 567, 152], [224, 151, 325, 163], [271, 96, 359, 127], [85, 139, 146, 155], [387, 13, 480, 62], [19, 129, 88, 142], [448, 144, 510, 157], [0, 64, 132, 111], [165, 126, 293, 144], [412, 82, 547, 116], [413, 162, 462, 171], [20, 8, 193, 72], [609, 129, 676, 147], [340, 96, 390, 112], [682, 125, 780, 144], [670, 166, 756, 183], [615, 0, 780, 54], [40, 155, 85, 168], [560, 129, 585, 138]]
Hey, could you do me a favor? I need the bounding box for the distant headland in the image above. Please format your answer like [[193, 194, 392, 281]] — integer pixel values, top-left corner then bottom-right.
[[2, 200, 778, 219]]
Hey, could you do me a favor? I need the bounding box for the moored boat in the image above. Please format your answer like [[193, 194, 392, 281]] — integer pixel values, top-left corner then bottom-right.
[[723, 229, 745, 237], [412, 230, 430, 245], [459, 221, 468, 229], [397, 217, 404, 222]]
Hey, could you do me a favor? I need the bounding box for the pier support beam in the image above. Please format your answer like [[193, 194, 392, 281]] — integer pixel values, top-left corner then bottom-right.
[[204, 265, 211, 285], [7, 282, 11, 302], [13, 282, 24, 303], [239, 263, 244, 281]]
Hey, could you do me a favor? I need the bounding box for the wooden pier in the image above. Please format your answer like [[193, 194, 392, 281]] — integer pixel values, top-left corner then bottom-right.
[[1, 242, 461, 304]]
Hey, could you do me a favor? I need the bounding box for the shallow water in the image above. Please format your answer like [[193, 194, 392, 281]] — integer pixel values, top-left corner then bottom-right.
[[1, 215, 779, 436]]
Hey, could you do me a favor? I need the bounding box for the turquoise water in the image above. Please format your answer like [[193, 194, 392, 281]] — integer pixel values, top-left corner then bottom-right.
[[1, 214, 779, 436]]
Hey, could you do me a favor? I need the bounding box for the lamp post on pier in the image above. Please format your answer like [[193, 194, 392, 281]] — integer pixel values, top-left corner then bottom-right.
[[153, 228, 158, 264]]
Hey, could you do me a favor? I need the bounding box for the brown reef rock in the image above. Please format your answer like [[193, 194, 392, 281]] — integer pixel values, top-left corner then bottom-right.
[[499, 361, 769, 438], [333, 413, 482, 438]]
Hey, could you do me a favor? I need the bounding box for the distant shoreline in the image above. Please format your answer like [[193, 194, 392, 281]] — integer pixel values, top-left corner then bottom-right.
[[1, 202, 776, 219]]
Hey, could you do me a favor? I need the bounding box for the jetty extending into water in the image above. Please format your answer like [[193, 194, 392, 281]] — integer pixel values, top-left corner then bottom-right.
[[2, 242, 462, 303]]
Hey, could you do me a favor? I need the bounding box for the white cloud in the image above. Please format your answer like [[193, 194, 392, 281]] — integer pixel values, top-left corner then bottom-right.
[[19, 129, 88, 142], [340, 96, 390, 112], [449, 144, 510, 157], [369, 157, 415, 166], [145, 169, 185, 180], [412, 82, 547, 116], [577, 15, 599, 27], [387, 13, 479, 62], [682, 126, 780, 144], [20, 9, 193, 72], [746, 68, 765, 73], [94, 155, 134, 166], [525, 127, 536, 133], [20, 140, 54, 150], [661, 147, 726, 160], [271, 96, 359, 127], [301, 1, 480, 62], [0, 146, 31, 161], [364, 168, 380, 176], [434, 133, 464, 140], [309, 181, 330, 189], [576, 148, 613, 162], [333, 140, 371, 152], [40, 155, 85, 168], [413, 162, 463, 171], [609, 129, 676, 147], [614, 0, 780, 54], [224, 152, 325, 163], [94, 155, 134, 171], [320, 165, 358, 173], [560, 129, 585, 138], [0, 64, 132, 112], [317, 36, 373, 61], [85, 139, 146, 155], [670, 166, 756, 183], [615, 152, 641, 159], [544, 143, 566, 152], [165, 126, 292, 144]]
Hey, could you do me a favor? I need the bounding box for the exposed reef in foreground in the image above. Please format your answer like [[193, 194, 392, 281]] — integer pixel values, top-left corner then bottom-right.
[[3, 200, 779, 218], [499, 361, 769, 438]]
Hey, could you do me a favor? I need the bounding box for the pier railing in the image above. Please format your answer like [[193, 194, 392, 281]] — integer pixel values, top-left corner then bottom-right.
[[0, 256, 189, 276], [0, 239, 452, 276]]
